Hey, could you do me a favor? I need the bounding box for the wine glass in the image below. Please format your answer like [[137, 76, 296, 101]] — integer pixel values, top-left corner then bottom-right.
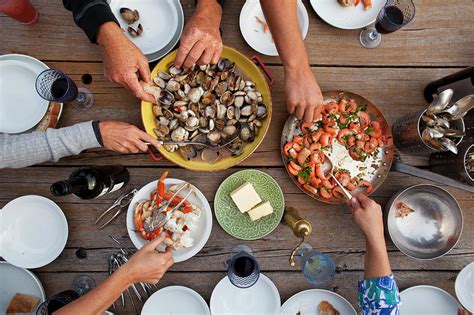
[[72, 274, 96, 296], [295, 243, 335, 288], [226, 245, 260, 288], [35, 69, 94, 110], [359, 0, 416, 49]]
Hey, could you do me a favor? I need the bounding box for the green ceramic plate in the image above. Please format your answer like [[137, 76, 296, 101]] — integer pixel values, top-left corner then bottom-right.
[[214, 170, 285, 240]]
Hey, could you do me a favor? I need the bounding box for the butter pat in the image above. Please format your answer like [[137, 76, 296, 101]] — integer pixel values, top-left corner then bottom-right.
[[248, 201, 273, 221], [230, 182, 262, 213]]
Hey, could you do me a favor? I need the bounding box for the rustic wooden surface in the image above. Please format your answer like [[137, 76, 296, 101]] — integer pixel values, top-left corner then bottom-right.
[[1, 0, 473, 313]]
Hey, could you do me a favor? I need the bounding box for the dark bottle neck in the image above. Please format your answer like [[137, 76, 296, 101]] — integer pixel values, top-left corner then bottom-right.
[[50, 177, 86, 196]]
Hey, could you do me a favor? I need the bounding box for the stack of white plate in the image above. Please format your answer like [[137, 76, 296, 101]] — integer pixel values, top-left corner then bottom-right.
[[108, 0, 184, 62]]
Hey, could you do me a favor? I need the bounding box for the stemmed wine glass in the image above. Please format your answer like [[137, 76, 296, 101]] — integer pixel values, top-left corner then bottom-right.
[[35, 69, 94, 110], [295, 243, 335, 288], [359, 0, 416, 49], [226, 245, 260, 288]]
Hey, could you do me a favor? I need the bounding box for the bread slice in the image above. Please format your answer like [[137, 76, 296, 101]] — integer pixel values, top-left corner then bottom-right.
[[6, 293, 40, 314], [318, 300, 340, 315]]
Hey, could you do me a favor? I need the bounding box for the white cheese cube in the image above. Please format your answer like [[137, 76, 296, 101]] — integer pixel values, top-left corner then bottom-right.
[[230, 182, 262, 213], [248, 201, 273, 221]]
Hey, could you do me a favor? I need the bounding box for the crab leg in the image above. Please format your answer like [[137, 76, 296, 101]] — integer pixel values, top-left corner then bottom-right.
[[156, 171, 169, 205]]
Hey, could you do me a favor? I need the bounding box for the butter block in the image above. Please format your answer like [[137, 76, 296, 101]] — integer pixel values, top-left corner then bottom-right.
[[248, 201, 273, 221], [230, 182, 262, 213]]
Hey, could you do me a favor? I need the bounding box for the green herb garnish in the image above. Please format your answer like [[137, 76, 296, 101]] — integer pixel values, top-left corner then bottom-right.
[[298, 167, 311, 181]]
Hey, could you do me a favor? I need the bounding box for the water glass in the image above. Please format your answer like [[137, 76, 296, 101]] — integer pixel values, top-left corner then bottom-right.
[[72, 274, 96, 296], [226, 245, 260, 288], [35, 69, 94, 110], [359, 0, 416, 49], [295, 243, 335, 287], [0, 0, 39, 24]]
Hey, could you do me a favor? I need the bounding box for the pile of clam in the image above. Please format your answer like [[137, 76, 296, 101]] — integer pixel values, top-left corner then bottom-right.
[[143, 58, 268, 163]]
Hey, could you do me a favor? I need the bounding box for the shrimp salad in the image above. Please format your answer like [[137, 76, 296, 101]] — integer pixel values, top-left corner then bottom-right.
[[283, 97, 386, 200]]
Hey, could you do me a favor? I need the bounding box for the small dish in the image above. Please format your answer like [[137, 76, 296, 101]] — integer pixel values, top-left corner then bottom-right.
[[310, 0, 385, 30], [0, 261, 46, 313], [455, 262, 474, 313], [126, 178, 212, 263], [400, 285, 460, 315], [240, 0, 309, 56], [142, 286, 209, 315], [210, 274, 280, 314], [281, 289, 356, 315], [214, 170, 285, 240], [0, 195, 68, 269]]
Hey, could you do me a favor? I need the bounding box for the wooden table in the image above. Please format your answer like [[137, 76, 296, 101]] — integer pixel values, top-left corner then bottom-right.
[[1, 1, 473, 313]]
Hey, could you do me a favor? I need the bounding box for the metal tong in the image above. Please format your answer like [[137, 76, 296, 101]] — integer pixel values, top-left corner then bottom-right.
[[95, 189, 137, 229], [145, 183, 194, 233]]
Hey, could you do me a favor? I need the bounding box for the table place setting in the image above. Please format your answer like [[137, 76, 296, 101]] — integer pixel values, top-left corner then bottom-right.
[[0, 0, 473, 314]]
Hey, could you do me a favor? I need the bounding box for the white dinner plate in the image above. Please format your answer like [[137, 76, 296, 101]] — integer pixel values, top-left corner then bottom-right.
[[0, 261, 45, 313], [126, 178, 212, 263], [310, 0, 385, 30], [281, 289, 357, 315], [141, 286, 210, 315], [0, 54, 50, 134], [210, 274, 280, 315], [456, 263, 474, 313], [400, 285, 460, 315], [108, 0, 183, 61], [0, 195, 68, 269], [240, 0, 309, 56]]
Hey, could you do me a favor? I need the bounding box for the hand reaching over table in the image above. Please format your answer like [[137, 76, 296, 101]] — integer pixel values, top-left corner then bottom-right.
[[99, 121, 160, 154], [174, 0, 223, 68], [96, 22, 155, 103], [260, 0, 323, 123], [53, 234, 173, 315]]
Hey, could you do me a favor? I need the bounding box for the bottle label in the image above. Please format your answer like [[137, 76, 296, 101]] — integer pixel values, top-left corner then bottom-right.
[[97, 182, 125, 198]]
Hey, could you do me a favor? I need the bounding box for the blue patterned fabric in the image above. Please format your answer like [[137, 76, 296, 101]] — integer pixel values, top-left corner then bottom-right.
[[358, 275, 400, 315]]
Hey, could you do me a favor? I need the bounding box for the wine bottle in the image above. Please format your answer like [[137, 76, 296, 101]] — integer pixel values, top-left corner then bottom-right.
[[51, 166, 129, 199]]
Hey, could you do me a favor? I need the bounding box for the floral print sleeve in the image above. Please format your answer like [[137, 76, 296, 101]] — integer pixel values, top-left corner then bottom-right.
[[358, 274, 400, 315]]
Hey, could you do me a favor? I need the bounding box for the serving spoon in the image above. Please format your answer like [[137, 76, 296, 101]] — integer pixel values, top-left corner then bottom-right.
[[426, 88, 453, 115], [321, 153, 353, 200]]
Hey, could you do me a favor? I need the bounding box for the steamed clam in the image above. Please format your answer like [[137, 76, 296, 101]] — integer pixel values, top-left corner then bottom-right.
[[148, 58, 269, 163], [120, 8, 139, 24]]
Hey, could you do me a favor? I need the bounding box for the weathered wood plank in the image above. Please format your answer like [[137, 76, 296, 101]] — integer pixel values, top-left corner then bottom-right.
[[4, 62, 464, 167], [35, 270, 462, 314], [1, 1, 472, 66]]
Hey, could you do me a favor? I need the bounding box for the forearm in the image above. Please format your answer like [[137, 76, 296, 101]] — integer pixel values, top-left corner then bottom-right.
[[0, 121, 101, 169], [364, 236, 392, 279], [195, 0, 222, 25], [260, 0, 309, 71], [54, 267, 133, 315]]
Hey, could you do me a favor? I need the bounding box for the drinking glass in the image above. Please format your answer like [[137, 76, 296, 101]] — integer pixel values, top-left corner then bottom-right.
[[72, 274, 96, 296], [296, 243, 335, 288], [226, 245, 260, 288], [36, 290, 80, 315], [359, 0, 416, 49], [0, 0, 39, 24], [35, 69, 94, 110]]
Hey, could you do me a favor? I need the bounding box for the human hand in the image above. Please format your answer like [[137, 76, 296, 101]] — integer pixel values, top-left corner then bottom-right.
[[96, 22, 154, 102], [121, 233, 174, 284], [348, 194, 384, 242], [99, 121, 160, 153], [284, 66, 323, 123], [174, 2, 223, 68]]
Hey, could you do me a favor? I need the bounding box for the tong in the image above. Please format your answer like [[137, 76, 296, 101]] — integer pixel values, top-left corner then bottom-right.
[[145, 183, 194, 233], [95, 189, 137, 229]]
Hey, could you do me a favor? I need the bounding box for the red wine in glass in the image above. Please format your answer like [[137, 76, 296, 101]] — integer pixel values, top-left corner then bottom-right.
[[233, 256, 256, 277], [50, 77, 78, 101], [359, 0, 415, 49], [375, 6, 405, 34]]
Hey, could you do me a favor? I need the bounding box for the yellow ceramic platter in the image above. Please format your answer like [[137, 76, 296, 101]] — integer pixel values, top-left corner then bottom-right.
[[141, 46, 272, 171]]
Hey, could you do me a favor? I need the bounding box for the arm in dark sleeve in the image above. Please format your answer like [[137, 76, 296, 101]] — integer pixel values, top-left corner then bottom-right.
[[63, 0, 119, 43]]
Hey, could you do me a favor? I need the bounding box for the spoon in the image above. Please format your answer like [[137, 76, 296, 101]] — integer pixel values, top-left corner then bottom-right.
[[427, 127, 444, 138], [428, 138, 446, 151], [441, 95, 474, 120], [426, 88, 454, 115], [321, 153, 352, 200], [438, 137, 458, 154]]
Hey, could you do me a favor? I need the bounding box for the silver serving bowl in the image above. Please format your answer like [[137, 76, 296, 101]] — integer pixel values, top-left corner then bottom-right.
[[385, 184, 463, 260]]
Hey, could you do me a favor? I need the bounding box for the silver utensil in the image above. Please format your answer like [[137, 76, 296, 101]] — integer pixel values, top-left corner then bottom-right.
[[441, 94, 474, 120], [426, 88, 453, 114], [427, 127, 444, 138], [439, 137, 458, 154], [95, 189, 137, 229], [321, 153, 352, 200]]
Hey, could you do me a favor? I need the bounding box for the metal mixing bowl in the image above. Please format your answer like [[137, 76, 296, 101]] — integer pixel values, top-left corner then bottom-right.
[[385, 184, 463, 260]]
